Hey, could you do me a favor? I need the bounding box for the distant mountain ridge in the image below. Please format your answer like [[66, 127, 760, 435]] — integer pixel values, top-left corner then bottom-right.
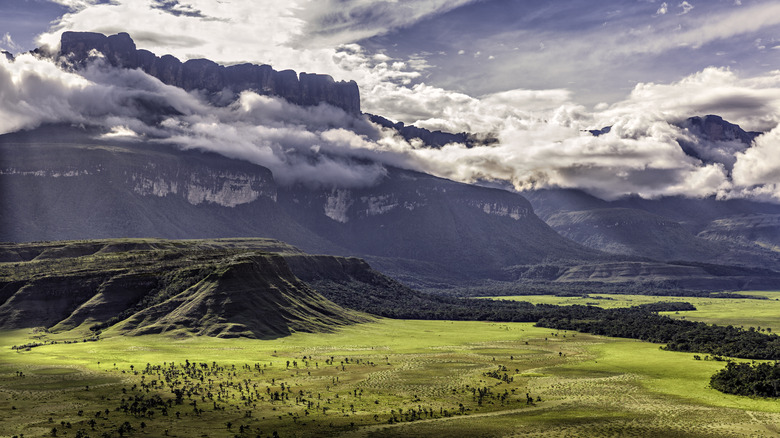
[[681, 115, 761, 145], [367, 114, 494, 148], [589, 114, 764, 170], [58, 31, 361, 114]]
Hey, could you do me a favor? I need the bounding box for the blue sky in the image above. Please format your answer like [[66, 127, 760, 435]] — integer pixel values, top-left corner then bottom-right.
[[358, 0, 780, 104], [1, 0, 780, 200], [0, 0, 68, 51]]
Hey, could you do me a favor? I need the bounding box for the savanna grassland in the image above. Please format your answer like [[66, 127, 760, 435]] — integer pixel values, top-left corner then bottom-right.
[[2, 309, 780, 438]]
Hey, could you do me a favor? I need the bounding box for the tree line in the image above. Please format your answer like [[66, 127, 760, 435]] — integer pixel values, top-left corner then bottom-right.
[[710, 361, 780, 398], [314, 279, 780, 361]]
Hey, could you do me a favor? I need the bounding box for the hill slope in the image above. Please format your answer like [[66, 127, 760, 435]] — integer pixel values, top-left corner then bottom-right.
[[0, 239, 370, 338]]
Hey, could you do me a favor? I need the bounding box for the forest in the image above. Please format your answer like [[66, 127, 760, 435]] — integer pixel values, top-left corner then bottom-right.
[[535, 304, 780, 360], [710, 361, 780, 397]]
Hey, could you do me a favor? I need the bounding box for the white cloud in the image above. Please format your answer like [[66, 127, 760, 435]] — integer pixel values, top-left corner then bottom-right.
[[47, 0, 100, 9], [678, 1, 694, 15], [295, 0, 481, 47], [6, 1, 780, 202], [356, 67, 780, 201], [5, 48, 780, 201], [670, 3, 780, 49], [656, 2, 668, 15], [1, 33, 20, 52], [732, 127, 780, 201], [601, 67, 780, 131]]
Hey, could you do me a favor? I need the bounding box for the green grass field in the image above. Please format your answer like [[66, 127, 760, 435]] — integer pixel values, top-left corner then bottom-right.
[[2, 311, 780, 437]]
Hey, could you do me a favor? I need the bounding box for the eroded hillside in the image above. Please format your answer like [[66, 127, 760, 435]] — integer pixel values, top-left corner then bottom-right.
[[0, 238, 371, 338]]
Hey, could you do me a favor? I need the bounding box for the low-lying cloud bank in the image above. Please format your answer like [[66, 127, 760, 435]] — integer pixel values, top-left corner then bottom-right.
[[1, 53, 779, 202]]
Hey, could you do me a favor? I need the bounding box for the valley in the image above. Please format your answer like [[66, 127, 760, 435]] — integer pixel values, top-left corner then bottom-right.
[[2, 239, 779, 436], [2, 23, 780, 438], [491, 292, 780, 329], [2, 315, 779, 437]]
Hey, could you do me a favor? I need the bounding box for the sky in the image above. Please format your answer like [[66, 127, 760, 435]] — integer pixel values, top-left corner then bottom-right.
[[1, 0, 780, 201]]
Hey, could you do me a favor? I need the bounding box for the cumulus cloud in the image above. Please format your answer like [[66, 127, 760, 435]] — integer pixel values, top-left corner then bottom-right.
[[5, 50, 780, 201], [731, 127, 780, 201], [600, 67, 780, 131], [0, 53, 389, 188], [5, 1, 780, 202], [353, 66, 780, 201], [656, 2, 668, 15]]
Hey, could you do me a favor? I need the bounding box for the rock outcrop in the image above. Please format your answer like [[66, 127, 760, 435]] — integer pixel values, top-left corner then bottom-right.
[[59, 31, 361, 114], [681, 115, 761, 145], [368, 113, 489, 148]]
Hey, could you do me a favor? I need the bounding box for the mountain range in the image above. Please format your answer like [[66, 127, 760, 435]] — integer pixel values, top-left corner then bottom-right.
[[2, 31, 779, 295]]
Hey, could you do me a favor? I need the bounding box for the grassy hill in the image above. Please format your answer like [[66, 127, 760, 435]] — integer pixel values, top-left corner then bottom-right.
[[0, 238, 370, 338]]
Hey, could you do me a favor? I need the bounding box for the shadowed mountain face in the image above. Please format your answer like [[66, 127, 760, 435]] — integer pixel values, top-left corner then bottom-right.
[[523, 187, 780, 273], [676, 115, 762, 170], [699, 214, 780, 251], [366, 114, 495, 148], [59, 31, 361, 114], [0, 125, 335, 253], [277, 168, 604, 283], [0, 125, 603, 285], [3, 124, 780, 292], [545, 208, 780, 268], [0, 239, 372, 337]]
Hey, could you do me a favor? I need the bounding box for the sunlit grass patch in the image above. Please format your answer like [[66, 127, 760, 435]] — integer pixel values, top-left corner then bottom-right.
[[1, 318, 779, 437]]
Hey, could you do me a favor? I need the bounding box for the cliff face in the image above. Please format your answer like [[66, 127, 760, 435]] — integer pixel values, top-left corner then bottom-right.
[[59, 31, 361, 114]]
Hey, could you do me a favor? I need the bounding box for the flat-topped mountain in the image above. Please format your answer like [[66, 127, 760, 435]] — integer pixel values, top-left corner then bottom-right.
[[0, 124, 603, 287], [0, 238, 375, 338], [59, 31, 361, 114], [6, 30, 780, 293], [4, 124, 779, 292]]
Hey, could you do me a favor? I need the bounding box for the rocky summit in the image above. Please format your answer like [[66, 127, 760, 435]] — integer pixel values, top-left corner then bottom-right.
[[59, 31, 361, 114]]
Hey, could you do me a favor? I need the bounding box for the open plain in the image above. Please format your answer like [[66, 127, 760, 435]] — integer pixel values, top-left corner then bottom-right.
[[2, 297, 779, 437]]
